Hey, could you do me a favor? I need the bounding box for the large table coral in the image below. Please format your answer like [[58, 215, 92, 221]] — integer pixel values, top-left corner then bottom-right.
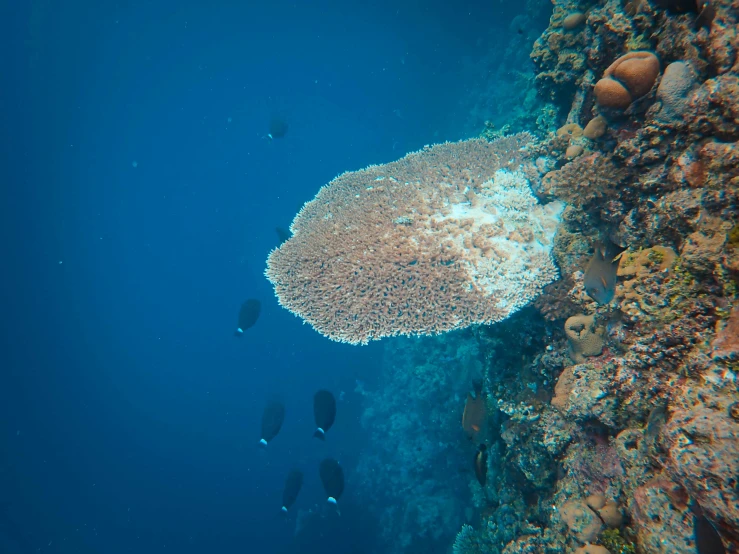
[[266, 134, 564, 344]]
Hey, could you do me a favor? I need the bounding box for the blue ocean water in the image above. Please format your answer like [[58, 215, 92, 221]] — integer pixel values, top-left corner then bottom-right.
[[2, 1, 543, 553]]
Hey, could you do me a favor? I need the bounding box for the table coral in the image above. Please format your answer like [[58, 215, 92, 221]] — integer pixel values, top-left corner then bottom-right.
[[267, 134, 564, 344]]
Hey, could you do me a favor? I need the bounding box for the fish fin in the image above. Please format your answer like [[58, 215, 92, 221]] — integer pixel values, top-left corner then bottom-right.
[[594, 241, 607, 260], [694, 2, 715, 29], [690, 499, 726, 554], [606, 241, 626, 264], [612, 249, 627, 263]]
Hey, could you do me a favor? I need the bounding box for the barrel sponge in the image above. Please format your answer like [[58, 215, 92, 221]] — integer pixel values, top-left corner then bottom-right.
[[266, 134, 565, 345], [565, 314, 605, 362]]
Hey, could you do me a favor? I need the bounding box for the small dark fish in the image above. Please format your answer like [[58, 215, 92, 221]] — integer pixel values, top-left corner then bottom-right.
[[690, 500, 726, 554], [313, 390, 336, 440], [235, 299, 261, 337], [260, 401, 285, 446], [276, 227, 291, 245], [517, 28, 524, 34], [584, 240, 624, 304], [474, 444, 488, 486], [281, 469, 303, 513], [319, 458, 344, 504], [268, 116, 288, 140], [462, 379, 486, 441]]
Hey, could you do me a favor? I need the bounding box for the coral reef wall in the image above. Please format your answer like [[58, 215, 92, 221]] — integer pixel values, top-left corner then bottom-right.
[[457, 0, 739, 549], [356, 0, 739, 551]]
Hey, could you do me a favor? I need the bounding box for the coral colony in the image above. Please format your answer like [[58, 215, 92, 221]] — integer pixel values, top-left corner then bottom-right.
[[267, 134, 563, 345], [266, 0, 739, 551]]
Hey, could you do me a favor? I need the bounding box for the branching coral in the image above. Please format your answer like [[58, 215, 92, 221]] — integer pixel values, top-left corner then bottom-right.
[[653, 61, 699, 124]]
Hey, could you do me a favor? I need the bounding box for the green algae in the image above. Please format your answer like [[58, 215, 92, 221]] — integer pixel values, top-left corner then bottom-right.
[[600, 528, 636, 554]]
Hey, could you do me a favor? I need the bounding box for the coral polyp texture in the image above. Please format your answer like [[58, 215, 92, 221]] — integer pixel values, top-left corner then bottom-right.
[[266, 134, 564, 344]]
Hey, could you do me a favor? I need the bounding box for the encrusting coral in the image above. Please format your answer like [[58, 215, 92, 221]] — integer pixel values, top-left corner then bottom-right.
[[654, 61, 699, 124]]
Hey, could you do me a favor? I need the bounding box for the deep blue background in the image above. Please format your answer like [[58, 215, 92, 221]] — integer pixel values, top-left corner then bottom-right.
[[2, 1, 529, 552]]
